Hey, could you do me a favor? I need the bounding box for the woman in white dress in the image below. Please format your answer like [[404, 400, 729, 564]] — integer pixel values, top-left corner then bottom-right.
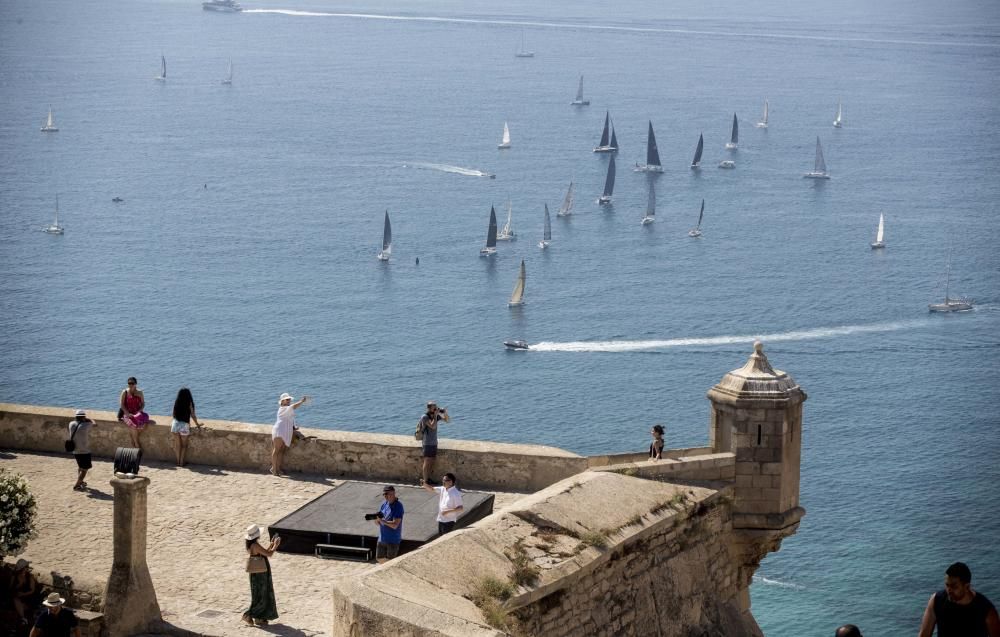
[[272, 392, 308, 477]]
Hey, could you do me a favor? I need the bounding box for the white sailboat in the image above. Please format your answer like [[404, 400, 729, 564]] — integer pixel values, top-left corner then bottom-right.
[[803, 136, 831, 179], [155, 54, 167, 81], [508, 260, 526, 307], [598, 155, 616, 205], [515, 31, 534, 58], [376, 210, 392, 261], [557, 182, 574, 217], [40, 106, 58, 132], [833, 100, 843, 128], [640, 182, 656, 225], [539, 204, 551, 249], [688, 199, 705, 237], [497, 122, 511, 149], [593, 111, 618, 153], [43, 195, 64, 235], [222, 58, 233, 85], [570, 75, 589, 106], [870, 213, 885, 249], [480, 206, 498, 256], [928, 252, 973, 312], [690, 134, 704, 169], [725, 113, 739, 150], [756, 100, 769, 128], [498, 201, 516, 241], [634, 121, 663, 173]]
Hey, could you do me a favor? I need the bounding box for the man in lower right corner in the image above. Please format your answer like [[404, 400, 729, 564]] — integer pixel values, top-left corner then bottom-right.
[[918, 562, 1000, 637]]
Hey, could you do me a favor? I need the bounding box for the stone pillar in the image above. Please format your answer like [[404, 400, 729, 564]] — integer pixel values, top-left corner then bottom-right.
[[102, 476, 161, 637]]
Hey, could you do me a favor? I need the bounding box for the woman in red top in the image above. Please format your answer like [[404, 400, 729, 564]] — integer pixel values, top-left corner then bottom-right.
[[119, 376, 149, 451]]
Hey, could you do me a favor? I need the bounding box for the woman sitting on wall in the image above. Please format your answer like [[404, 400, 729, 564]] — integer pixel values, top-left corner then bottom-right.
[[119, 376, 149, 451]]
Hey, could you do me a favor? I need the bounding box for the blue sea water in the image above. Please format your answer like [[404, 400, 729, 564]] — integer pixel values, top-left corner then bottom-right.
[[1, 0, 999, 634]]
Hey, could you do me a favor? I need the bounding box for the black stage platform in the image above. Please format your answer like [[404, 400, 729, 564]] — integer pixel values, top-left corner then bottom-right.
[[268, 482, 495, 559]]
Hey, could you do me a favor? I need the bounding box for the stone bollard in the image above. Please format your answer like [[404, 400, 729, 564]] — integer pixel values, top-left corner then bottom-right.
[[102, 476, 161, 637]]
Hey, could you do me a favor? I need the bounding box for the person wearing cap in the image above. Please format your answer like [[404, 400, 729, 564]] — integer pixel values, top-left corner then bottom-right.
[[418, 401, 449, 485], [29, 592, 80, 637], [67, 410, 96, 492], [374, 485, 404, 563], [271, 392, 309, 477], [242, 524, 280, 627]]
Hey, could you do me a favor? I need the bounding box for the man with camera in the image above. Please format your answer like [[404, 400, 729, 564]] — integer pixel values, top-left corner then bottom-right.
[[419, 401, 449, 484], [371, 485, 404, 563]]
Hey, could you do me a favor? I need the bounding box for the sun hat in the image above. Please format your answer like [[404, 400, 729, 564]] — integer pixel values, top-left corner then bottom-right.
[[426, 400, 437, 406], [245, 524, 261, 540], [14, 558, 29, 571], [42, 592, 65, 607], [75, 409, 86, 417], [382, 485, 395, 493], [279, 392, 294, 403]]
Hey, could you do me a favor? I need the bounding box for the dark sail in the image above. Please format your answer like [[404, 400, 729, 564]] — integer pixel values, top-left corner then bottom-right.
[[731, 113, 739, 145], [603, 155, 616, 197], [486, 206, 498, 248], [598, 112, 610, 147], [646, 121, 661, 166], [382, 210, 391, 250], [610, 125, 618, 151], [697, 199, 704, 227], [692, 133, 704, 166]]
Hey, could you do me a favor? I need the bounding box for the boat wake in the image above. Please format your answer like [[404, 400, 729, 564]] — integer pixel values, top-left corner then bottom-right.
[[752, 575, 805, 590], [405, 162, 494, 178], [529, 319, 928, 352]]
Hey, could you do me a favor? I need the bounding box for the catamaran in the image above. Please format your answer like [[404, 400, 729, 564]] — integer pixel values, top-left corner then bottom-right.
[[870, 213, 885, 249], [480, 206, 498, 256], [688, 199, 705, 237], [598, 155, 616, 205], [155, 55, 166, 81], [593, 111, 618, 153], [498, 122, 511, 149], [43, 195, 64, 235], [640, 182, 656, 225], [222, 58, 233, 85], [833, 100, 843, 128], [756, 100, 769, 128], [928, 252, 973, 312], [725, 113, 739, 150], [498, 200, 516, 241], [691, 134, 704, 169], [508, 260, 526, 307], [515, 31, 534, 58], [634, 121, 663, 173], [570, 75, 589, 106], [557, 182, 574, 217], [376, 210, 392, 261], [40, 106, 58, 132], [539, 204, 552, 249], [803, 136, 831, 179]]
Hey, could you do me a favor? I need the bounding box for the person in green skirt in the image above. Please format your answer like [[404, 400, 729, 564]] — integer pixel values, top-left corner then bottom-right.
[[242, 524, 281, 626]]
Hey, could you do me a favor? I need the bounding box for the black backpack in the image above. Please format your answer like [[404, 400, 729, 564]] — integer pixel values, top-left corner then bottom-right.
[[65, 422, 81, 453]]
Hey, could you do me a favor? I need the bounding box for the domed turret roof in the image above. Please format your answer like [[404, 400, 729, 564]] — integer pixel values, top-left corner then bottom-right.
[[710, 341, 805, 403]]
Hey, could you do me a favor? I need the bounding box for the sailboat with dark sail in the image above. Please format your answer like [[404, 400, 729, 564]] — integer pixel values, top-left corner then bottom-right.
[[634, 121, 663, 173], [570, 75, 589, 106], [688, 199, 705, 237], [598, 155, 616, 205], [725, 113, 739, 150], [691, 134, 704, 169], [376, 210, 392, 261], [593, 112, 618, 153], [155, 54, 166, 81], [640, 182, 656, 225], [539, 204, 552, 249], [480, 206, 498, 256], [803, 137, 831, 179]]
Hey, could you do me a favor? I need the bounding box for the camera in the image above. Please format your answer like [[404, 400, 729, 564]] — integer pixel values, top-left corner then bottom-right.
[[364, 512, 384, 521]]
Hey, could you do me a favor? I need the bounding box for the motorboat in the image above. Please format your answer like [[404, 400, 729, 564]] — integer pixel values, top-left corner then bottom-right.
[[504, 340, 529, 350], [203, 0, 243, 11], [718, 160, 735, 169], [112, 197, 124, 203]]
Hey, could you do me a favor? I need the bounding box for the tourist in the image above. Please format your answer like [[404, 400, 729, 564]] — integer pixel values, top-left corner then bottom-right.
[[272, 392, 308, 477], [374, 485, 404, 563], [67, 410, 95, 492], [11, 558, 41, 627], [918, 562, 1000, 637], [834, 625, 863, 637], [170, 388, 201, 467], [242, 524, 280, 627], [118, 376, 149, 451], [29, 592, 80, 637], [649, 424, 665, 460], [421, 472, 464, 535], [419, 401, 449, 484]]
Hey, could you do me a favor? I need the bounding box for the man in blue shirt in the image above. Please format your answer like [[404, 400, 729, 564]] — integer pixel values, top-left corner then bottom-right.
[[374, 485, 404, 563]]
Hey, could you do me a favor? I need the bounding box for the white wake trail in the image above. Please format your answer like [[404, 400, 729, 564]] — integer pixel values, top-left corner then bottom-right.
[[530, 319, 928, 353], [405, 162, 493, 177]]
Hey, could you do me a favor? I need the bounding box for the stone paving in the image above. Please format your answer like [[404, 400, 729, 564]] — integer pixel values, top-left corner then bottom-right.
[[1, 450, 523, 637]]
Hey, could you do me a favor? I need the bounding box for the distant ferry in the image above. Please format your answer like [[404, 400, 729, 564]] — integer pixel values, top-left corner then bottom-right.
[[203, 0, 242, 12]]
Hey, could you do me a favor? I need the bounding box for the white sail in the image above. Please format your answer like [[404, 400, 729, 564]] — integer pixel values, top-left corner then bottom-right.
[[641, 182, 655, 224], [571, 75, 588, 105], [557, 182, 574, 216], [876, 213, 884, 243], [223, 58, 233, 84], [44, 195, 64, 234], [498, 122, 511, 149], [833, 100, 843, 127], [508, 259, 526, 306], [41, 106, 58, 132], [156, 54, 166, 80], [498, 200, 516, 240], [756, 99, 768, 128], [515, 30, 534, 57]]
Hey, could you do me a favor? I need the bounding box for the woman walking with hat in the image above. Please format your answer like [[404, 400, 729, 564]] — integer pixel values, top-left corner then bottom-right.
[[29, 592, 80, 637], [271, 392, 308, 477], [242, 524, 281, 627]]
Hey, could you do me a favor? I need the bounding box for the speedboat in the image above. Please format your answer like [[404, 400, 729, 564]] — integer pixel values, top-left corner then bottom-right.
[[112, 197, 124, 203], [504, 340, 529, 350], [203, 0, 242, 11], [718, 160, 735, 169]]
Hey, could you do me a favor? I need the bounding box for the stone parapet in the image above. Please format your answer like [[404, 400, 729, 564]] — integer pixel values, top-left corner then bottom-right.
[[591, 451, 736, 482]]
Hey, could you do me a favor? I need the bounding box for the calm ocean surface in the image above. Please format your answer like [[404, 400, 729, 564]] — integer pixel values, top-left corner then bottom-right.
[[2, 0, 998, 633]]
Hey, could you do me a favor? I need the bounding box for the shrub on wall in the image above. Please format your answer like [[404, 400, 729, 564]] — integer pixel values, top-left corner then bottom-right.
[[0, 468, 38, 557]]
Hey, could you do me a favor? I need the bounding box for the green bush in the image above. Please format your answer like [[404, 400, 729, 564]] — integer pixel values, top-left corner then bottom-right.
[[0, 469, 37, 557]]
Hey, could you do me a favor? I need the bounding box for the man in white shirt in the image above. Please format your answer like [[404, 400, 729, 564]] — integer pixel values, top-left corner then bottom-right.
[[421, 472, 464, 535]]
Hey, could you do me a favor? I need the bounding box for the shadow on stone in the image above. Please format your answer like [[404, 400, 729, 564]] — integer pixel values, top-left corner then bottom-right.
[[85, 489, 114, 501]]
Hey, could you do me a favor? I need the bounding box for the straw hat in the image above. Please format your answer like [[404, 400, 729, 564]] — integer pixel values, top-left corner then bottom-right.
[[279, 392, 293, 404], [42, 592, 65, 607]]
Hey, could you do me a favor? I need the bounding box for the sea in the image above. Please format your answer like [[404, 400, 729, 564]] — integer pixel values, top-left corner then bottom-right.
[[1, 0, 998, 633]]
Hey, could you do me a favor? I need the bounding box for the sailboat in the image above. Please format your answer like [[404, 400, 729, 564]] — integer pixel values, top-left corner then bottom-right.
[[376, 210, 392, 261], [480, 206, 498, 256], [640, 182, 656, 225], [539, 204, 551, 249], [498, 200, 516, 241], [221, 58, 233, 85], [833, 100, 843, 128], [570, 75, 589, 106], [598, 155, 616, 205], [508, 260, 526, 307], [155, 54, 166, 81], [634, 121, 663, 173], [756, 100, 769, 128], [690, 134, 704, 169], [593, 111, 618, 153], [688, 199, 705, 237], [40, 106, 58, 132], [43, 195, 64, 235], [497, 122, 511, 149], [725, 113, 739, 149], [557, 182, 574, 217], [928, 252, 973, 312], [515, 30, 534, 58], [803, 136, 831, 179], [870, 213, 885, 249]]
